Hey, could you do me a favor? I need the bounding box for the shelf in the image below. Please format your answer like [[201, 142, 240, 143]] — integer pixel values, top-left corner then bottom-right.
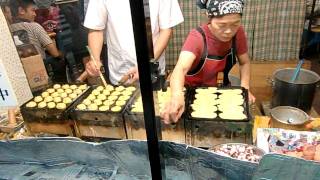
[[311, 26, 320, 33]]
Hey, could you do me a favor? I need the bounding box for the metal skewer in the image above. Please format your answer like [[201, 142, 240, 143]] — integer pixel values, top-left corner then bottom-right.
[[86, 46, 108, 88]]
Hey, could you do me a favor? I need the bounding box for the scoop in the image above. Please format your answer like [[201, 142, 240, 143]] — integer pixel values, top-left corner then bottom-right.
[[290, 59, 304, 83]]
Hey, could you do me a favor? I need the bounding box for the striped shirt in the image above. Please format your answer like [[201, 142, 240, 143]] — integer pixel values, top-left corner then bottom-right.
[[10, 22, 52, 59]]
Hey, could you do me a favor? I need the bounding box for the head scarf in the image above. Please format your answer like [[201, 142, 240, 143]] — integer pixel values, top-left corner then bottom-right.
[[197, 0, 244, 17], [34, 0, 55, 9]]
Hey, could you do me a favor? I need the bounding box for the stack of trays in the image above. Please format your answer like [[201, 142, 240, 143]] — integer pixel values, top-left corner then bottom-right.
[[21, 84, 89, 122]]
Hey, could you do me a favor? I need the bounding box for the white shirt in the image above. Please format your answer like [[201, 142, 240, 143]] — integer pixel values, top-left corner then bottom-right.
[[84, 0, 184, 84]]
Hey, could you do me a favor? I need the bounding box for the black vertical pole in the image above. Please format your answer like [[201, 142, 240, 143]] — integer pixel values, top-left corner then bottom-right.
[[129, 0, 163, 179]]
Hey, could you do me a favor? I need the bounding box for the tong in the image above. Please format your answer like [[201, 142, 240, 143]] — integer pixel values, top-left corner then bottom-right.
[[86, 46, 108, 88]]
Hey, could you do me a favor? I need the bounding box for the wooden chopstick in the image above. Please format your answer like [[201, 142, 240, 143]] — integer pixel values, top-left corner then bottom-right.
[[86, 46, 108, 88]]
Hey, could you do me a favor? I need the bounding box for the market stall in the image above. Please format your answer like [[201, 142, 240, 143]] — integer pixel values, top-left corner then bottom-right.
[[1, 0, 320, 179]]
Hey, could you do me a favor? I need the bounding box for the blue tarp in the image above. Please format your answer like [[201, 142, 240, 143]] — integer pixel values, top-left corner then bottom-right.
[[0, 138, 257, 179]]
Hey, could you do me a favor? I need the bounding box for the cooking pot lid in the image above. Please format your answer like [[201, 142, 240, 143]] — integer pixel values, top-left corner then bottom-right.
[[273, 68, 320, 84], [270, 106, 309, 125]]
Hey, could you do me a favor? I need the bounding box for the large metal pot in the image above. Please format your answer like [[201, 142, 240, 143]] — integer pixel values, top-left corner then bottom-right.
[[271, 68, 320, 112], [270, 106, 310, 130]]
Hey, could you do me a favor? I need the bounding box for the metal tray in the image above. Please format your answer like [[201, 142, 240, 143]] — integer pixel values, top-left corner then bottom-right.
[[69, 85, 138, 126], [186, 86, 251, 122], [126, 88, 190, 117], [20, 84, 90, 123]]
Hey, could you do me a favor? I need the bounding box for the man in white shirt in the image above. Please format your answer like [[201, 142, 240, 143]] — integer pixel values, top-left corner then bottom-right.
[[84, 0, 184, 85]]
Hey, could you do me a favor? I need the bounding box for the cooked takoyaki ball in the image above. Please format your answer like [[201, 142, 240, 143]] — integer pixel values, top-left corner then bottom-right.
[[111, 106, 121, 112], [34, 96, 43, 103], [102, 89, 110, 96], [87, 94, 96, 101], [69, 93, 77, 100], [62, 84, 70, 90], [63, 97, 72, 104], [96, 86, 104, 92], [51, 92, 59, 97], [44, 96, 53, 102], [115, 86, 125, 92], [118, 95, 130, 101], [37, 101, 47, 108], [77, 104, 86, 110], [105, 85, 114, 91], [53, 84, 61, 89], [126, 86, 136, 92], [111, 91, 121, 96], [108, 95, 118, 101], [103, 100, 114, 106], [115, 100, 126, 106], [26, 101, 37, 108], [79, 84, 87, 90], [122, 90, 133, 96], [83, 99, 91, 106], [65, 89, 73, 94], [92, 89, 100, 96], [99, 106, 109, 111], [74, 89, 83, 95], [97, 94, 107, 101], [41, 92, 50, 98], [47, 102, 56, 109], [53, 97, 62, 103], [93, 99, 103, 106], [88, 104, 98, 111], [47, 88, 55, 93], [56, 103, 67, 110], [70, 85, 77, 90], [60, 92, 68, 98], [57, 88, 64, 93]]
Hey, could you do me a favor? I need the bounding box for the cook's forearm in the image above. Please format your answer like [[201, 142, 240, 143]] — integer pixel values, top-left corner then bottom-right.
[[170, 66, 186, 97], [153, 28, 172, 60], [239, 62, 250, 89], [238, 53, 251, 89], [88, 30, 104, 62]]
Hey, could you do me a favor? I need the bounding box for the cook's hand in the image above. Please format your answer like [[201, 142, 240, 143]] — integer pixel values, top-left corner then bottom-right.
[[85, 59, 102, 77], [248, 90, 256, 104], [124, 66, 139, 85], [160, 93, 185, 124]]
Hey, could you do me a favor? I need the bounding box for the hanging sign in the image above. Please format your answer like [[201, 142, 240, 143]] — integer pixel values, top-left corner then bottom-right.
[[0, 62, 18, 107]]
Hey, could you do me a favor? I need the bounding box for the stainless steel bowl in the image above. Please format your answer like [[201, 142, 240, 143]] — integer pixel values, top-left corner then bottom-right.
[[270, 106, 310, 130]]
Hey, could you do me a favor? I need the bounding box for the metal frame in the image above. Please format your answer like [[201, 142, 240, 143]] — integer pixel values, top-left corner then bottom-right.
[[129, 0, 164, 179]]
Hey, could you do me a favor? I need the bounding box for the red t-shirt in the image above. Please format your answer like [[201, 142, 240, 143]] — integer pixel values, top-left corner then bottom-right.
[[182, 24, 248, 71]]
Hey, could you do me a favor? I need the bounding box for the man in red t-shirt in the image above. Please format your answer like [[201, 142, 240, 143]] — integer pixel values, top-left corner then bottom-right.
[[161, 0, 255, 124]]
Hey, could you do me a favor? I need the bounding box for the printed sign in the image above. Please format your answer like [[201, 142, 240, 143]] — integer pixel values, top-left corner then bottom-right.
[[0, 62, 18, 107]]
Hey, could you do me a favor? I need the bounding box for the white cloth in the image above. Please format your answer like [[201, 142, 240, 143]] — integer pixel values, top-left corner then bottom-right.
[[84, 0, 184, 84]]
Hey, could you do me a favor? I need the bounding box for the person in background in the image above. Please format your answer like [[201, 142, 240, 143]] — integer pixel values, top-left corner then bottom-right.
[[9, 0, 63, 60], [161, 0, 255, 124], [1, 2, 13, 24], [34, 0, 60, 33], [84, 0, 184, 85]]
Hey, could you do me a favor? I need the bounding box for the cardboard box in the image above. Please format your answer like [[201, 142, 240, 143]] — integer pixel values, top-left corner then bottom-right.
[[21, 54, 49, 90]]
